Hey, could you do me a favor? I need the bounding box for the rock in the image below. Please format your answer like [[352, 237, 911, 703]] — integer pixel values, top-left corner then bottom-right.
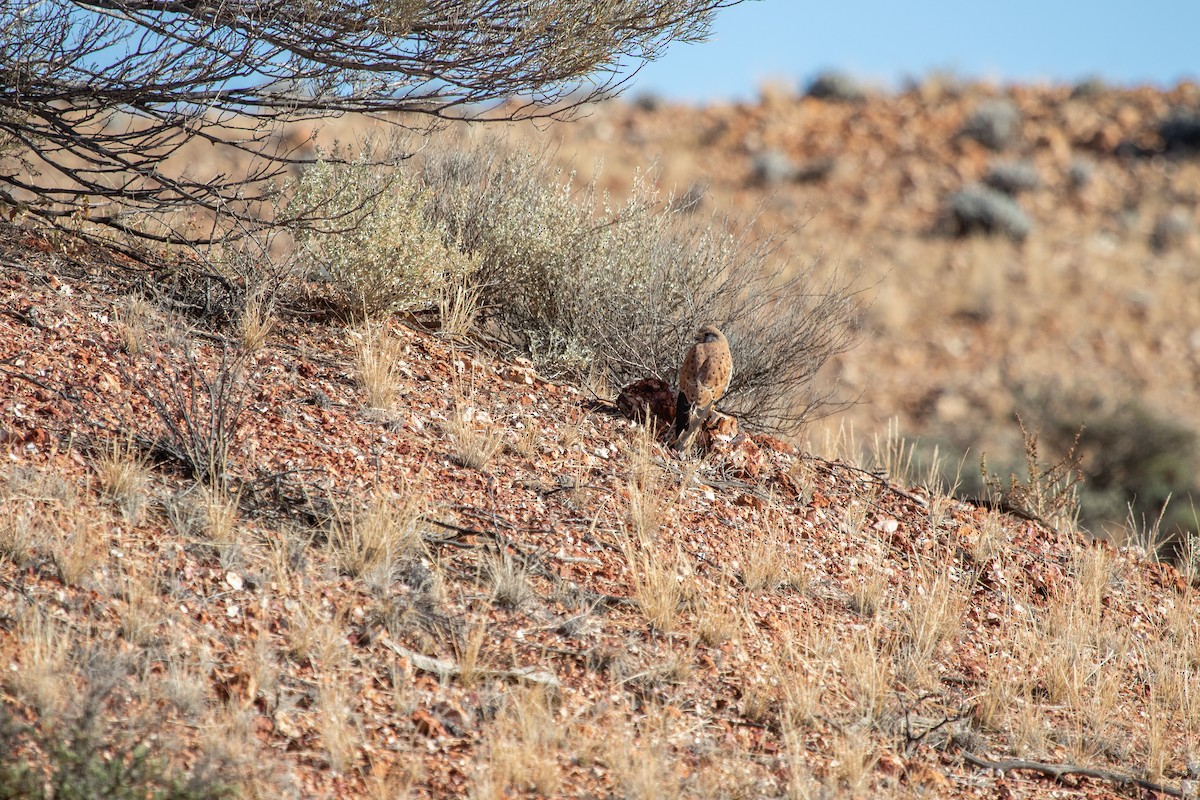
[[616, 378, 676, 427]]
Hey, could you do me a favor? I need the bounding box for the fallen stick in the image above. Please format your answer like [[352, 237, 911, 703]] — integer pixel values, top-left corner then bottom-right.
[[382, 639, 561, 691], [961, 751, 1184, 798]]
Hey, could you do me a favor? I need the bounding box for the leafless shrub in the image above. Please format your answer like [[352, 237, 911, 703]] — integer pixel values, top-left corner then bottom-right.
[[982, 417, 1083, 530], [417, 140, 861, 434], [118, 329, 257, 487]]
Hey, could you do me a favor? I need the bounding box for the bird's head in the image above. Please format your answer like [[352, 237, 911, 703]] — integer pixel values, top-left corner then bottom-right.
[[696, 324, 725, 344]]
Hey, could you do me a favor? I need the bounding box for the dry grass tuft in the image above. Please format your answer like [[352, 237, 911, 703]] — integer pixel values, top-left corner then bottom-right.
[[354, 324, 405, 410], [903, 553, 967, 662], [285, 600, 350, 669], [118, 568, 164, 646], [200, 485, 241, 545], [839, 626, 893, 722], [50, 511, 106, 587], [328, 491, 424, 584], [695, 593, 741, 647], [447, 396, 505, 470], [238, 290, 274, 354], [624, 544, 689, 633], [7, 606, 72, 716], [161, 650, 211, 718], [738, 515, 794, 592], [830, 729, 879, 797], [476, 686, 564, 796], [114, 294, 155, 355], [486, 549, 531, 609], [0, 498, 41, 567], [317, 676, 360, 773], [436, 265, 483, 342], [773, 633, 826, 730], [453, 622, 489, 689], [601, 713, 685, 800], [848, 568, 889, 619], [91, 436, 152, 523]]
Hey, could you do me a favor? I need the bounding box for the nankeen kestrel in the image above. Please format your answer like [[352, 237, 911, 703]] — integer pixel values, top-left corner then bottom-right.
[[674, 325, 732, 452]]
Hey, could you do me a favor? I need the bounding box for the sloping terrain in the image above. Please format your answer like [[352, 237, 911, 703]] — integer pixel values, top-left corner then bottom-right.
[[1, 220, 1198, 798], [511, 80, 1200, 523]]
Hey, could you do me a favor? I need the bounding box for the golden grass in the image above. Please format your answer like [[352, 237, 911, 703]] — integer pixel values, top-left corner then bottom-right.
[[436, 265, 483, 342], [354, 324, 405, 410], [118, 567, 163, 645], [476, 686, 564, 796], [738, 515, 794, 592], [161, 649, 211, 718], [317, 676, 360, 773], [50, 511, 105, 587], [870, 417, 916, 486], [903, 553, 966, 662], [285, 599, 350, 669], [486, 549, 531, 609], [602, 713, 685, 800], [328, 491, 424, 583], [839, 626, 893, 723], [0, 500, 39, 566], [849, 570, 888, 619], [453, 622, 489, 689], [7, 606, 71, 716], [447, 397, 505, 470], [201, 485, 241, 545], [695, 593, 741, 647], [775, 639, 825, 730], [831, 729, 879, 797], [91, 435, 152, 523], [114, 294, 155, 355], [617, 529, 688, 633], [238, 290, 275, 354]]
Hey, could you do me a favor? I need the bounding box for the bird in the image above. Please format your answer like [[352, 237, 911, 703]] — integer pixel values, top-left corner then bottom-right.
[[674, 324, 732, 452]]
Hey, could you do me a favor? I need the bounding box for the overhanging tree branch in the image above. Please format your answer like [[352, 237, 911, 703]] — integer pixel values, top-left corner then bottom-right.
[[0, 0, 748, 245]]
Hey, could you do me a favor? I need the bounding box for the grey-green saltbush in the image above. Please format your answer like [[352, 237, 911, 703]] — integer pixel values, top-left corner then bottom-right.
[[941, 184, 1032, 241], [417, 141, 860, 434], [288, 146, 476, 320]]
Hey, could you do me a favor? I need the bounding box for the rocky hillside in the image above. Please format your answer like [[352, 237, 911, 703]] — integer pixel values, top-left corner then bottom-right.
[[1, 214, 1198, 798], [507, 79, 1200, 536]]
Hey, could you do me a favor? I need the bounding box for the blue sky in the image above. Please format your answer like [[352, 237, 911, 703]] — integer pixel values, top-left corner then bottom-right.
[[622, 1, 1200, 101]]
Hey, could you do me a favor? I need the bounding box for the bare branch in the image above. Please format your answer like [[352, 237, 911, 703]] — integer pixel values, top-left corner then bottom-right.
[[0, 0, 747, 245]]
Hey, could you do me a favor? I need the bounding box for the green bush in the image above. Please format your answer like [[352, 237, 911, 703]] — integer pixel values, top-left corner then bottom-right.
[[416, 140, 860, 433], [0, 697, 234, 800], [288, 146, 476, 320]]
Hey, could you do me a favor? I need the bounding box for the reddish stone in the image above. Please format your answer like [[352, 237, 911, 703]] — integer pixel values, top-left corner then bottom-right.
[[616, 378, 676, 427]]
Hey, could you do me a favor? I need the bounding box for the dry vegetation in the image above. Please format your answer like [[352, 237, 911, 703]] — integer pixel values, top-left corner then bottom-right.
[[2, 80, 1200, 800]]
